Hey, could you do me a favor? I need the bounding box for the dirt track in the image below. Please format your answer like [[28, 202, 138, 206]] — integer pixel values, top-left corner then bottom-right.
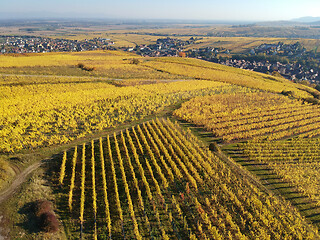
[[0, 161, 43, 205], [0, 161, 43, 239]]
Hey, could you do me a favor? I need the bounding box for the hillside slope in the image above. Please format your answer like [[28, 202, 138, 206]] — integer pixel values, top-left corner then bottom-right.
[[143, 57, 318, 99]]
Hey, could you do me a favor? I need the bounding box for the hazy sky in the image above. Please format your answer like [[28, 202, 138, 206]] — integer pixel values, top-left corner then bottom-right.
[[2, 0, 320, 21]]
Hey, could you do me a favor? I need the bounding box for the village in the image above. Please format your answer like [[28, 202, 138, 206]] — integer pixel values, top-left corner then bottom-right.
[[0, 36, 115, 53], [0, 35, 319, 84], [210, 42, 320, 84], [129, 37, 320, 84], [217, 59, 320, 84], [123, 37, 198, 57]]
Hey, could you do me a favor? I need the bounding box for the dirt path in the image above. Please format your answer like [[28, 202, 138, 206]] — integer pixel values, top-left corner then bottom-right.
[[0, 122, 149, 206], [0, 161, 43, 239], [0, 73, 187, 83], [0, 73, 125, 81], [0, 161, 43, 205]]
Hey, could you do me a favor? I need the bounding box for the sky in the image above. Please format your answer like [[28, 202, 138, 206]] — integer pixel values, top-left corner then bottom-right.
[[1, 0, 320, 22]]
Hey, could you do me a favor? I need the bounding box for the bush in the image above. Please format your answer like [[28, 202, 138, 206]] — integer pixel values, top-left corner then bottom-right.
[[77, 63, 85, 69], [39, 212, 59, 233], [33, 200, 53, 218], [281, 90, 295, 97], [209, 142, 221, 152], [303, 97, 319, 105], [77, 63, 96, 71], [130, 59, 140, 65], [32, 199, 59, 233]]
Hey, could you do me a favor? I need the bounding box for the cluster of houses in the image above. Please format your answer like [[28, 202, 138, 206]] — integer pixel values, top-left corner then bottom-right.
[[186, 47, 230, 58], [217, 59, 320, 83], [251, 42, 307, 56], [128, 38, 320, 84], [0, 36, 115, 54], [215, 42, 320, 83], [183, 43, 319, 84], [125, 37, 197, 57], [1, 35, 319, 84]]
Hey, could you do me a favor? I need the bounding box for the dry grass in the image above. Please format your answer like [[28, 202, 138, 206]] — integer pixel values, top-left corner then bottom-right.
[[0, 158, 16, 191]]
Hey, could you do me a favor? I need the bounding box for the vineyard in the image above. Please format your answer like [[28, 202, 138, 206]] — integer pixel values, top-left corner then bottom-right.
[[1, 50, 318, 154], [0, 50, 178, 79], [238, 138, 320, 208], [174, 92, 320, 143], [53, 118, 318, 239], [142, 57, 317, 98], [0, 51, 316, 100], [0, 78, 252, 153], [2, 49, 320, 239]]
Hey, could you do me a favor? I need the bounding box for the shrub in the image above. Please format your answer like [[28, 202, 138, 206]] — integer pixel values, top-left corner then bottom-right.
[[33, 200, 53, 218], [77, 63, 85, 69], [32, 199, 59, 233], [77, 63, 96, 71], [303, 97, 319, 105], [281, 90, 295, 97], [130, 59, 140, 65], [209, 142, 221, 152], [39, 212, 59, 233]]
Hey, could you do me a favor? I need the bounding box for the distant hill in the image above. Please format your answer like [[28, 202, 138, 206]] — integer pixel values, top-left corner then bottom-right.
[[256, 17, 320, 27], [257, 20, 301, 27], [292, 16, 320, 23], [309, 21, 320, 26]]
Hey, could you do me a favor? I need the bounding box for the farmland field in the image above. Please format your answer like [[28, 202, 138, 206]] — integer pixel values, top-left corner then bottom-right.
[[142, 57, 318, 98], [240, 138, 320, 204], [1, 49, 320, 239], [51, 119, 318, 239], [0, 76, 248, 153], [174, 92, 320, 143], [2, 50, 315, 154], [173, 88, 320, 230]]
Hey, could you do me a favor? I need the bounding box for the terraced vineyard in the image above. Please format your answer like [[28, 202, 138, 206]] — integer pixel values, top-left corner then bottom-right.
[[174, 92, 320, 143], [239, 138, 320, 206], [53, 118, 318, 239]]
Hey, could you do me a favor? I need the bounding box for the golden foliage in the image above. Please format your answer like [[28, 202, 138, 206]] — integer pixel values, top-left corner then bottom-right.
[[143, 57, 316, 98], [241, 138, 320, 205], [0, 79, 245, 152], [57, 119, 318, 239], [174, 92, 320, 142]]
